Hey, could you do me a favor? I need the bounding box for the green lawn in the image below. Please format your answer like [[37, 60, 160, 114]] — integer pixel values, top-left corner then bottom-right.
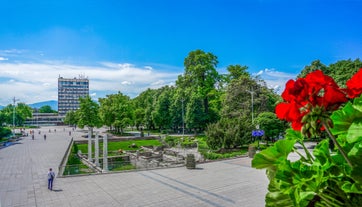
[[77, 139, 162, 154]]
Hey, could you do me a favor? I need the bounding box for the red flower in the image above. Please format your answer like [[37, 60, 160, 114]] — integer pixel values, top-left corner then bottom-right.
[[276, 101, 304, 130], [276, 70, 348, 131], [346, 68, 362, 98], [323, 85, 348, 110]]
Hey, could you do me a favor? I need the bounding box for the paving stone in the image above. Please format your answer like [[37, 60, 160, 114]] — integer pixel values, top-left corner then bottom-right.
[[0, 126, 268, 207]]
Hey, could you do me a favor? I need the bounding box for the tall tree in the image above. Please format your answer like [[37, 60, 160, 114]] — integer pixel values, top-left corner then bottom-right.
[[298, 60, 329, 78], [177, 49, 221, 130], [99, 92, 133, 134], [226, 65, 250, 82], [152, 86, 173, 130], [77, 96, 102, 134]]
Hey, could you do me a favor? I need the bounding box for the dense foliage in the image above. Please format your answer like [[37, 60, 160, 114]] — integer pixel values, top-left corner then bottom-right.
[[38, 105, 57, 113]]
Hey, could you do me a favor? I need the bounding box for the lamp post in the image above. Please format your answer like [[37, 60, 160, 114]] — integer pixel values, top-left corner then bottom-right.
[[181, 99, 185, 137], [12, 97, 19, 137], [246, 88, 254, 125]]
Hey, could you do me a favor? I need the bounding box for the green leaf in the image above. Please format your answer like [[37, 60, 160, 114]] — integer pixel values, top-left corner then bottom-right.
[[313, 139, 330, 167], [331, 96, 362, 137], [285, 128, 304, 141], [252, 139, 296, 170], [330, 102, 357, 136], [346, 120, 362, 144], [342, 181, 362, 194], [265, 177, 294, 207], [352, 95, 362, 112]]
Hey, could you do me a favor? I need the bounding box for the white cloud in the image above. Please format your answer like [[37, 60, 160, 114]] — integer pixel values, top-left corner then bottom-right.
[[254, 68, 296, 94], [0, 57, 8, 61], [121, 81, 132, 85], [0, 61, 181, 105]]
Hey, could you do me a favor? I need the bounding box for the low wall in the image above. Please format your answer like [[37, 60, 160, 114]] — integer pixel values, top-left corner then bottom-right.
[[58, 137, 73, 177]]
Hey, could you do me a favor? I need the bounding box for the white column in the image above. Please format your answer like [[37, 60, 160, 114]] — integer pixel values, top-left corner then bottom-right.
[[88, 127, 93, 162], [94, 132, 100, 167], [103, 133, 108, 172]]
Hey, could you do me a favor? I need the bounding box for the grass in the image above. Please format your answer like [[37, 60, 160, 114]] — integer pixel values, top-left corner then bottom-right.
[[77, 139, 162, 154]]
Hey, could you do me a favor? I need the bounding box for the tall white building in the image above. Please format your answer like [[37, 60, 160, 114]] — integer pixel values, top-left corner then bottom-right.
[[58, 76, 89, 116]]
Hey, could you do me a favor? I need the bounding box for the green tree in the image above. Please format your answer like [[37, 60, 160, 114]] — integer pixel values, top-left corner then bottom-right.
[[177, 49, 221, 130], [38, 105, 56, 113], [298, 59, 362, 87], [64, 110, 78, 126], [205, 66, 279, 149], [226, 64, 250, 82], [254, 112, 285, 142], [99, 92, 133, 134], [1, 103, 32, 126], [298, 60, 329, 78], [328, 58, 362, 87], [152, 86, 173, 130], [133, 88, 157, 130], [77, 96, 102, 134]]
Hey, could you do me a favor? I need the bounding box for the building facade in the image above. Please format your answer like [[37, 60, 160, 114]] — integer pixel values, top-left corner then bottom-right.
[[24, 113, 63, 126], [58, 76, 89, 116]]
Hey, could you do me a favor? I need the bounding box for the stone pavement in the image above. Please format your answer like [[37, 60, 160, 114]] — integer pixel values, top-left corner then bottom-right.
[[0, 126, 268, 207]]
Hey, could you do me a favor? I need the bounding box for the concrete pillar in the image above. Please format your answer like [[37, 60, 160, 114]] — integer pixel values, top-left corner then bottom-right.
[[88, 127, 93, 162], [103, 133, 108, 172], [94, 132, 100, 167]]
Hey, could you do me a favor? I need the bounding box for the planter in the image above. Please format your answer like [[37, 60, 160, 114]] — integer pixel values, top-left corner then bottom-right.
[[248, 145, 256, 158], [185, 154, 196, 169]]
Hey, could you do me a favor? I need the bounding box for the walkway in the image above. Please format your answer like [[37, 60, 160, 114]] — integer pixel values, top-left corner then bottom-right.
[[0, 126, 268, 207]]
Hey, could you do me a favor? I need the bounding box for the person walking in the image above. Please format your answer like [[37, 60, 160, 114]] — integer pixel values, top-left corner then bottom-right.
[[44, 134, 46, 141], [47, 168, 55, 190]]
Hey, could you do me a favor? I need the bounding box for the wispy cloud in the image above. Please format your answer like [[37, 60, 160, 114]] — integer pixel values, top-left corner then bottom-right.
[[0, 57, 8, 61], [253, 68, 296, 93], [0, 61, 181, 105]]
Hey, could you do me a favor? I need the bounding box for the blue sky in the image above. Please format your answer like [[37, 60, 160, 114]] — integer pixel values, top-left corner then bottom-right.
[[0, 0, 361, 106]]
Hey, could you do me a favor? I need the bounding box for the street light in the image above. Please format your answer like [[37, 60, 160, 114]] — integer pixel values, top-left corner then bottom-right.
[[12, 97, 19, 137], [246, 88, 254, 125], [181, 99, 185, 137]]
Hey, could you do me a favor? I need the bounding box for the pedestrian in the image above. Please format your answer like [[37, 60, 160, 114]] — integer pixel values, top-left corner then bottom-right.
[[32, 134, 34, 140], [44, 134, 46, 140], [47, 168, 55, 190], [69, 131, 71, 136]]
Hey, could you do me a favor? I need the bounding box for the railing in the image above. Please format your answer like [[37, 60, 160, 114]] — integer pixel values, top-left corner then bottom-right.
[[58, 137, 74, 177], [62, 164, 96, 175]]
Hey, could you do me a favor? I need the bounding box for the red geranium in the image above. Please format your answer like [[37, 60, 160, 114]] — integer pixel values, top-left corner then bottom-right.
[[346, 68, 362, 98], [276, 70, 347, 131]]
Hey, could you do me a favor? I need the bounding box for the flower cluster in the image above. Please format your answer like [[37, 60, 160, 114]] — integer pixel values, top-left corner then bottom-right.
[[276, 68, 362, 134]]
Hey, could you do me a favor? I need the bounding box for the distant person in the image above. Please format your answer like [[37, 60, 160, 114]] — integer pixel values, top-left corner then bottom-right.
[[47, 168, 55, 190], [32, 134, 34, 140], [38, 131, 41, 134], [69, 131, 71, 136], [49, 129, 51, 133], [54, 129, 56, 133], [44, 134, 46, 141]]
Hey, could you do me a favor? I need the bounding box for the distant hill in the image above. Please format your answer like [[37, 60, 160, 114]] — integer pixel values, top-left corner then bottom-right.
[[28, 100, 58, 111]]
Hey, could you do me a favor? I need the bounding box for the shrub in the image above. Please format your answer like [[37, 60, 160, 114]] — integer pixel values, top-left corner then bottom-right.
[[0, 127, 11, 138]]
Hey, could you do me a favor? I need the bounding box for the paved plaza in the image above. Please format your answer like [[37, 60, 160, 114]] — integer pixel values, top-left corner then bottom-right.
[[0, 126, 268, 207]]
